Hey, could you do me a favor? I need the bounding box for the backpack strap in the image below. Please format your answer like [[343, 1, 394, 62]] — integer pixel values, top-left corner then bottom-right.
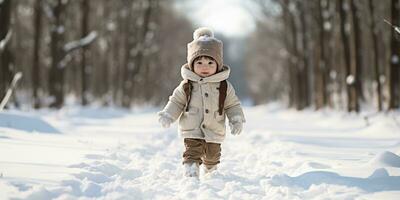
[[182, 80, 192, 112], [183, 79, 227, 115], [218, 80, 227, 115]]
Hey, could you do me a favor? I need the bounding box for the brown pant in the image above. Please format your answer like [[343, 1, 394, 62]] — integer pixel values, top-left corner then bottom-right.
[[183, 138, 221, 167]]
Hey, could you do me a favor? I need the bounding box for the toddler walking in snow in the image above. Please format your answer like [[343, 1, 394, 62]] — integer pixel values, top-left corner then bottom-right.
[[158, 27, 245, 178]]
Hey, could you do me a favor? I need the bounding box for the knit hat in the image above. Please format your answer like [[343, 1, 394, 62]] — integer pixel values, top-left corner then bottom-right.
[[187, 27, 223, 71]]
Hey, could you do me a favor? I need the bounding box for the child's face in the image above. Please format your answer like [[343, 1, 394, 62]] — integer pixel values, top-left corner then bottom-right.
[[193, 57, 218, 78]]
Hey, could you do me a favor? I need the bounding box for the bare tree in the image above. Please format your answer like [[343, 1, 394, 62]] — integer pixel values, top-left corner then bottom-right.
[[315, 0, 329, 108], [48, 0, 67, 108], [81, 0, 89, 105], [246, 0, 396, 112], [47, 0, 96, 108], [368, 0, 383, 111], [280, 0, 302, 109], [298, 1, 311, 108], [389, 0, 400, 109], [32, 0, 43, 109], [338, 0, 356, 112], [350, 0, 362, 112], [0, 0, 210, 109], [121, 0, 155, 107]]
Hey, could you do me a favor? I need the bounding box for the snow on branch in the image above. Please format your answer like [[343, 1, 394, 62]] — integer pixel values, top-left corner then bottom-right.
[[0, 72, 23, 111], [384, 19, 400, 35], [0, 30, 12, 52], [57, 31, 98, 69], [63, 31, 98, 53]]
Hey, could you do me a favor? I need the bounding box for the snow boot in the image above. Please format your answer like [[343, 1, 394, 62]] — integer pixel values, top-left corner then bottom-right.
[[204, 164, 217, 174], [183, 162, 199, 178]]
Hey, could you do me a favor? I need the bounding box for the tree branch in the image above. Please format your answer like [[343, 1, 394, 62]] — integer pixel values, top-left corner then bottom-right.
[[63, 31, 97, 53], [0, 29, 12, 52], [0, 72, 23, 111], [384, 19, 400, 34], [58, 31, 97, 68]]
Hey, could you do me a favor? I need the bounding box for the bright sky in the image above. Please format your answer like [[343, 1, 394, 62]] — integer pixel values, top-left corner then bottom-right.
[[174, 0, 257, 38]]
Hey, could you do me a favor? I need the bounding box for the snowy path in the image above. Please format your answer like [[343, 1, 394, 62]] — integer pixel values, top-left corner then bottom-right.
[[1, 105, 400, 199]]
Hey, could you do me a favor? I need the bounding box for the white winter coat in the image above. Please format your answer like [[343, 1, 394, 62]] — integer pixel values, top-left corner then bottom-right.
[[159, 64, 245, 143]]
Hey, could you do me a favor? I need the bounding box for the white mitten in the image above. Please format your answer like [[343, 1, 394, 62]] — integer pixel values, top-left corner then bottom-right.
[[229, 116, 244, 135], [230, 121, 243, 135], [158, 112, 173, 128]]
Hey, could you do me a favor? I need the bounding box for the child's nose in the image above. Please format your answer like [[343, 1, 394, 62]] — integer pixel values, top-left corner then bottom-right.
[[204, 63, 212, 68]]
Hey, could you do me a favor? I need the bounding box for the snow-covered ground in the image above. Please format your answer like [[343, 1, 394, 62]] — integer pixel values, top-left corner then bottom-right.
[[1, 104, 400, 199]]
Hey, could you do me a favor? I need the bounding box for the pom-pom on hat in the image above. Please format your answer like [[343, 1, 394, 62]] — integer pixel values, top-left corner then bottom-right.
[[187, 27, 223, 71]]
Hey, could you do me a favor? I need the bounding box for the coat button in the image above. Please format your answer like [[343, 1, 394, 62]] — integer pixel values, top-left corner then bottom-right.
[[205, 93, 208, 97], [205, 109, 209, 113], [200, 78, 203, 81], [202, 124, 206, 128]]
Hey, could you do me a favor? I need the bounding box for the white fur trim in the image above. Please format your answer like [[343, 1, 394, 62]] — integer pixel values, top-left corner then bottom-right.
[[193, 27, 214, 40]]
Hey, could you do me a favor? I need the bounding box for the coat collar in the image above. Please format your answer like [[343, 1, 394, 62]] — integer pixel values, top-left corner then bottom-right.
[[181, 63, 230, 83]]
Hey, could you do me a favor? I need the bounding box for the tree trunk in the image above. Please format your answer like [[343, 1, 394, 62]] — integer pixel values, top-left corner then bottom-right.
[[100, 0, 110, 105], [81, 0, 89, 106], [368, 0, 382, 111], [389, 0, 400, 109], [48, 0, 67, 108], [288, 3, 301, 110], [32, 0, 42, 109], [339, 0, 355, 112], [112, 1, 125, 106], [281, 0, 297, 109], [121, 0, 134, 107], [0, 0, 12, 102], [316, 0, 328, 109], [350, 0, 362, 112], [299, 1, 311, 108]]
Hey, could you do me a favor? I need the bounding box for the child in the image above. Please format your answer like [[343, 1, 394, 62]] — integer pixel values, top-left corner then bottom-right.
[[158, 27, 245, 178]]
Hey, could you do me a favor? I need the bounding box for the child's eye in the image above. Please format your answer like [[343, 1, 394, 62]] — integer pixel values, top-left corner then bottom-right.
[[197, 62, 202, 65], [208, 62, 213, 65]]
